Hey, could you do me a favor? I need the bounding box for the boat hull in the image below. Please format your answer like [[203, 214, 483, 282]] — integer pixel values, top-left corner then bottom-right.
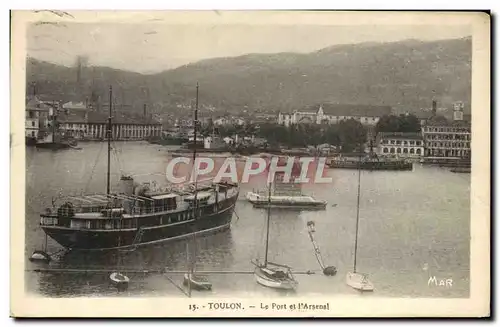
[[254, 267, 298, 290], [246, 192, 327, 210], [26, 136, 38, 146], [450, 167, 471, 173], [249, 202, 326, 210], [148, 137, 187, 146], [329, 161, 413, 171], [35, 142, 73, 150], [183, 274, 212, 291], [41, 198, 237, 251], [346, 272, 374, 292]]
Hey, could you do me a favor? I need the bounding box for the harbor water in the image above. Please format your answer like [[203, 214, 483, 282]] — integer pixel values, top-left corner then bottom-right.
[[25, 142, 470, 298]]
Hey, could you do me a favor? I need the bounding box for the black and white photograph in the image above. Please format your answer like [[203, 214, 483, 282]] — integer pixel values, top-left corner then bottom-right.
[[10, 10, 490, 317]]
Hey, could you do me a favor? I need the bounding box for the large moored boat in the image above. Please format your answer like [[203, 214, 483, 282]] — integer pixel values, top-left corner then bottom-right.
[[40, 178, 239, 250], [38, 84, 239, 251]]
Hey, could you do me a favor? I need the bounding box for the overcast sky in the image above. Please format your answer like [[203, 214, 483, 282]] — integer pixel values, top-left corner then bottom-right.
[[27, 23, 471, 74]]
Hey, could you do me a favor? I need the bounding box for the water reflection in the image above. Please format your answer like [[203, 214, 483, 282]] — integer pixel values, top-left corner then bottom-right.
[[26, 142, 471, 298], [34, 229, 236, 297]]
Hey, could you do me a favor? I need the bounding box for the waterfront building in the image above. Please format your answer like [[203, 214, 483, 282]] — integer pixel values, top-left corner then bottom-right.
[[57, 110, 162, 141], [421, 117, 471, 158], [25, 96, 53, 139], [376, 132, 424, 157], [421, 102, 471, 158], [277, 104, 391, 127]]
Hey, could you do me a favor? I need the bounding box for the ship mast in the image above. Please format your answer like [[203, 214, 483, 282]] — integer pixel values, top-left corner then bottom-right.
[[188, 82, 200, 296], [264, 182, 271, 266], [51, 100, 56, 144], [107, 85, 112, 195], [353, 152, 362, 273]]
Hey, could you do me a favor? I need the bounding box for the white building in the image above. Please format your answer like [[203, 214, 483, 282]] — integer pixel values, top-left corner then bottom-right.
[[278, 104, 392, 127], [213, 117, 245, 126], [25, 110, 40, 139], [62, 101, 87, 111], [420, 101, 471, 158], [25, 96, 53, 139], [421, 119, 471, 159], [58, 111, 162, 141], [376, 132, 424, 157]]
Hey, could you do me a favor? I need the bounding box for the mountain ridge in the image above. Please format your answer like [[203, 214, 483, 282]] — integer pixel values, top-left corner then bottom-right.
[[26, 36, 472, 116]]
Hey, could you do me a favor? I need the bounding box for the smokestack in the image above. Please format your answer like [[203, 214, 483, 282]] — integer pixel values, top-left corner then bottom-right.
[[432, 100, 437, 115]]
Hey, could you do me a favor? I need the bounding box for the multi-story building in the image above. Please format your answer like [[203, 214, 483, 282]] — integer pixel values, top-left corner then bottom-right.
[[25, 96, 53, 139], [55, 102, 162, 141], [25, 108, 41, 139], [421, 102, 471, 158], [57, 110, 162, 141], [278, 104, 392, 127], [376, 132, 424, 157], [213, 117, 246, 126]]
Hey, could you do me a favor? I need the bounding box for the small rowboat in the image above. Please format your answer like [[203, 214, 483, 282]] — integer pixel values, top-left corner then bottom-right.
[[183, 273, 212, 291], [254, 265, 298, 290], [110, 272, 130, 290], [29, 250, 51, 263]]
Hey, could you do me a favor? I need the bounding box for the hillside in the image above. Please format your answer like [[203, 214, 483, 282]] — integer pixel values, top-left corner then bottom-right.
[[26, 36, 471, 116]]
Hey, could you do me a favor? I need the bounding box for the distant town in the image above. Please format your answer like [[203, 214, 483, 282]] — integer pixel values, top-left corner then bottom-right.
[[26, 85, 471, 163]]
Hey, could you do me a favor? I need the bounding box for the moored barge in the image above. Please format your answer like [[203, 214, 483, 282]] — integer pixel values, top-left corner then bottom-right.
[[245, 192, 327, 210], [328, 156, 413, 171]]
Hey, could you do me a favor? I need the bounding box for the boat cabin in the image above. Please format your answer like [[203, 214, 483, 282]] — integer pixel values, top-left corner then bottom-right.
[[184, 191, 211, 207], [148, 194, 178, 212]]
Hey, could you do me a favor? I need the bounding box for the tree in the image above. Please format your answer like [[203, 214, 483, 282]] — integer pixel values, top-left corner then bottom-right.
[[397, 114, 421, 133], [375, 114, 400, 133], [338, 119, 367, 153], [323, 125, 340, 146], [376, 114, 421, 133]]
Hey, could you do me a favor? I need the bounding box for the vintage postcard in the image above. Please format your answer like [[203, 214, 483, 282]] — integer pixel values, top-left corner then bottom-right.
[[10, 10, 490, 317]]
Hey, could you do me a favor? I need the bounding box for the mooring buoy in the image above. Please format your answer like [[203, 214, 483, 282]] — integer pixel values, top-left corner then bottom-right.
[[322, 266, 337, 276]]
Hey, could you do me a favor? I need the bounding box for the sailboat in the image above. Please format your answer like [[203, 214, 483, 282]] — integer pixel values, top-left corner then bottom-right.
[[184, 243, 212, 291], [252, 182, 298, 290], [183, 83, 212, 292], [346, 154, 374, 292]]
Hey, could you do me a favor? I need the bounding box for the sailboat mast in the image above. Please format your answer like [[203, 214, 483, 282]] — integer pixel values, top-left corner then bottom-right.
[[353, 153, 362, 273], [107, 85, 112, 195], [264, 182, 271, 266], [190, 82, 200, 276], [52, 100, 56, 144]]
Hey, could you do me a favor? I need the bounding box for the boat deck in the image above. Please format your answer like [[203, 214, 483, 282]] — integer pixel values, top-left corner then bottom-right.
[[47, 183, 239, 219]]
